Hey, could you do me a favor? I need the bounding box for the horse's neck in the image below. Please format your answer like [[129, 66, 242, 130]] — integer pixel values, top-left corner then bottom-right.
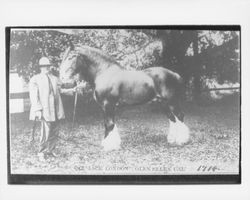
[[98, 64, 121, 74], [87, 64, 120, 87], [78, 50, 122, 84]]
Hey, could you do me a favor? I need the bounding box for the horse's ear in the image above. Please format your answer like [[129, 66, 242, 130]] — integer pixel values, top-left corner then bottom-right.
[[62, 47, 71, 61]]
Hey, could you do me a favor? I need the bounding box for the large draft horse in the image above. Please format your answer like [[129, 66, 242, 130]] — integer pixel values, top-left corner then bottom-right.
[[59, 45, 190, 151]]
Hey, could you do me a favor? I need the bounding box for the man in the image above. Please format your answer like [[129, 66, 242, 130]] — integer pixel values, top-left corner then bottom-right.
[[29, 57, 76, 161]]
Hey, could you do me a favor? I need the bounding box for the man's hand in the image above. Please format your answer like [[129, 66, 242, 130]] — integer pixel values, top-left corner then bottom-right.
[[60, 88, 75, 96], [75, 81, 87, 95], [35, 110, 42, 120], [74, 86, 83, 95], [60, 81, 87, 96]]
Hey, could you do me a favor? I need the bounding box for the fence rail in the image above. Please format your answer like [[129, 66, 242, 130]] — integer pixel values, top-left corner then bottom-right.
[[202, 87, 240, 92], [9, 92, 29, 99], [9, 87, 240, 99]]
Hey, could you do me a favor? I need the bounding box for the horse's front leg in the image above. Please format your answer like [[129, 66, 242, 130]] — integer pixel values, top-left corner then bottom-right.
[[101, 101, 121, 151]]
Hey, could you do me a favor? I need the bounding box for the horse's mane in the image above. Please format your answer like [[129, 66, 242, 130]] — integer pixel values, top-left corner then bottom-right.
[[75, 45, 121, 67]]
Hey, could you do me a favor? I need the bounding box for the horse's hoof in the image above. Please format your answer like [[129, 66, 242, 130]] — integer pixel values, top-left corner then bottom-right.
[[168, 119, 190, 146], [101, 139, 121, 151], [101, 125, 121, 151], [102, 143, 121, 151]]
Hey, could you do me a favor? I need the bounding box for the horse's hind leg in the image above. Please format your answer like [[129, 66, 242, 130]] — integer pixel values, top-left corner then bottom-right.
[[161, 98, 190, 146], [167, 100, 190, 145], [169, 101, 184, 122], [101, 100, 121, 151], [162, 101, 176, 122]]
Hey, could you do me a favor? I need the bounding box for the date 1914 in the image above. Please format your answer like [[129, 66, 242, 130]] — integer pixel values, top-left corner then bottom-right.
[[197, 165, 220, 172]]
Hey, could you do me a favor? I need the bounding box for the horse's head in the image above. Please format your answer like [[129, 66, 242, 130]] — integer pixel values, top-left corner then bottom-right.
[[60, 45, 121, 87], [59, 46, 79, 88]]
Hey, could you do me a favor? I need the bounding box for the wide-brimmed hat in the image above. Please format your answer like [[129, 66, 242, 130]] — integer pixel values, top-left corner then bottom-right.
[[38, 57, 51, 67]]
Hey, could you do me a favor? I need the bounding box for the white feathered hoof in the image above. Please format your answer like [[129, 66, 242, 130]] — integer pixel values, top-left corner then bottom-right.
[[101, 125, 121, 151], [168, 117, 190, 146]]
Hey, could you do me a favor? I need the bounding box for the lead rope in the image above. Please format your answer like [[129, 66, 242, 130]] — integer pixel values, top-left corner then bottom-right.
[[72, 88, 78, 129]]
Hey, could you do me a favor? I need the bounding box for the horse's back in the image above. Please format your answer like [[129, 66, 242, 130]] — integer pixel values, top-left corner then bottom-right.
[[114, 70, 154, 88], [94, 66, 183, 106], [143, 66, 183, 100], [144, 66, 182, 84], [95, 69, 156, 105], [114, 70, 156, 104]]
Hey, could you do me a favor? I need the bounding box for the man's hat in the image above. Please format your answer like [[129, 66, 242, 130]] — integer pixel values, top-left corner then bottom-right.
[[39, 57, 51, 67]]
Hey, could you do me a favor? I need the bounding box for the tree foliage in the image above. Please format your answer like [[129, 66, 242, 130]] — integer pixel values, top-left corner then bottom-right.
[[10, 30, 75, 80], [10, 29, 160, 81], [10, 29, 240, 99]]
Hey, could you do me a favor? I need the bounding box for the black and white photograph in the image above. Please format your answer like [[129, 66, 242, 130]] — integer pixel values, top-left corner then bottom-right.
[[7, 27, 240, 183]]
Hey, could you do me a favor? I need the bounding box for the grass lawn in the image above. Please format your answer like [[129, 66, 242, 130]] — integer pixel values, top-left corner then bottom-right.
[[9, 95, 240, 175]]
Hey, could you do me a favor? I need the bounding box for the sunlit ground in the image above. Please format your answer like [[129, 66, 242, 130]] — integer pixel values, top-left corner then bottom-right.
[[9, 94, 240, 175]]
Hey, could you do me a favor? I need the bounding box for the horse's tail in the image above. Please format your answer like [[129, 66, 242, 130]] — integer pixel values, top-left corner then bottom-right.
[[165, 70, 185, 104], [175, 74, 185, 101]]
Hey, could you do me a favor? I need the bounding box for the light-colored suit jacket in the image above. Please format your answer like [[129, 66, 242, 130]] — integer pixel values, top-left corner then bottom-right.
[[29, 73, 65, 121]]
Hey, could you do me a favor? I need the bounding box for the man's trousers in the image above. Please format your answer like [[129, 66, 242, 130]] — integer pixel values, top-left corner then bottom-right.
[[39, 120, 58, 154]]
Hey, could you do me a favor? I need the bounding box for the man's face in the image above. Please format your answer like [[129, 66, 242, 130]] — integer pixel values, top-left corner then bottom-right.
[[40, 65, 51, 73]]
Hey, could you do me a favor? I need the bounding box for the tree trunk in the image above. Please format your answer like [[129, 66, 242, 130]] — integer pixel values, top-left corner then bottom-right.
[[156, 30, 172, 67], [192, 31, 202, 103]]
